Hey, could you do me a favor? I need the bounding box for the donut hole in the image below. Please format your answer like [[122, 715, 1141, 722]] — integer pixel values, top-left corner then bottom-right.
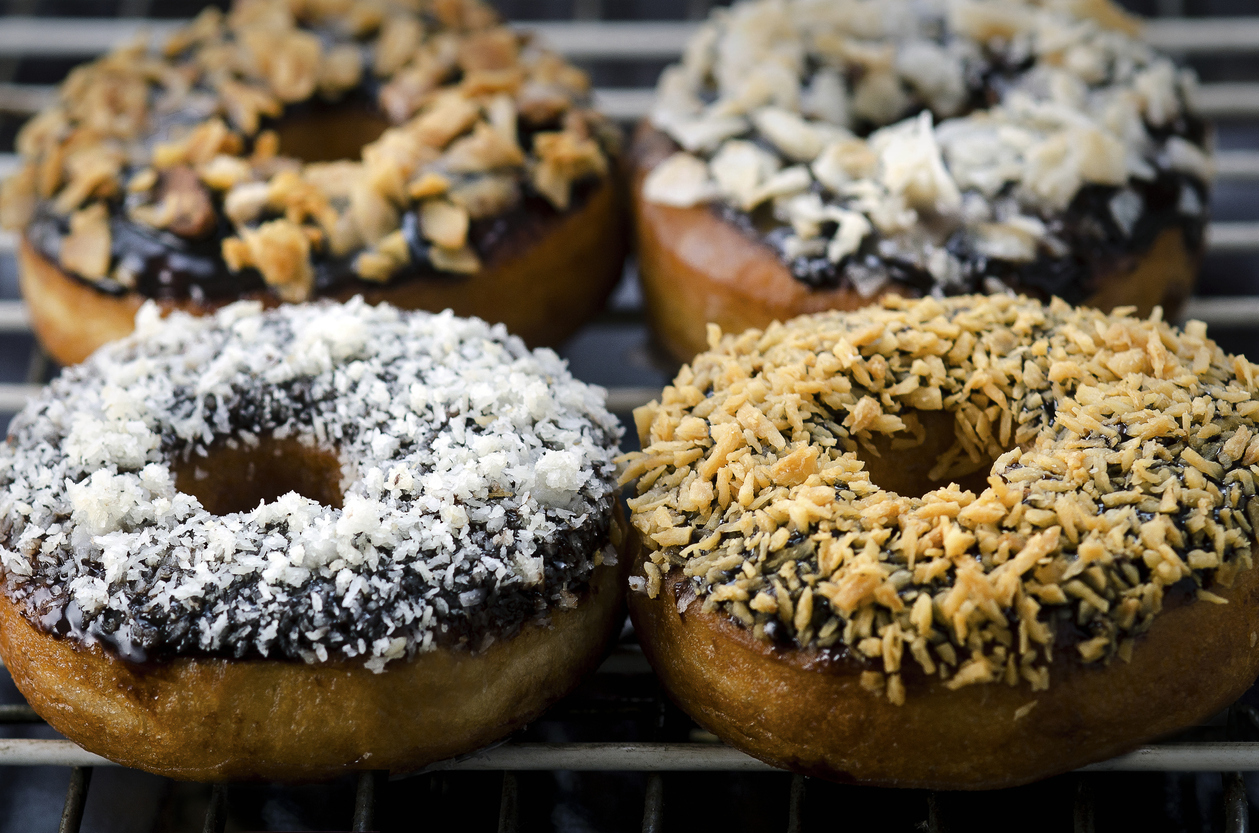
[[173, 436, 344, 515], [271, 100, 391, 164], [856, 409, 1006, 498]]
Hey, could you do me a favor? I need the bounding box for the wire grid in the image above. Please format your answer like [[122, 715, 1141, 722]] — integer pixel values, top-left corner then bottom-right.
[[3, 2, 1259, 831]]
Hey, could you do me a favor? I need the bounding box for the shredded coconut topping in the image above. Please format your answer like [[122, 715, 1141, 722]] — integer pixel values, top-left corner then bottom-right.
[[621, 295, 1259, 705], [644, 0, 1209, 298], [0, 299, 621, 669]]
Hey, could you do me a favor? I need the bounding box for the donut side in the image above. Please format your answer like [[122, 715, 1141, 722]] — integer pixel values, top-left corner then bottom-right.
[[0, 521, 631, 782], [630, 125, 1200, 362], [18, 237, 275, 366], [630, 554, 1259, 790]]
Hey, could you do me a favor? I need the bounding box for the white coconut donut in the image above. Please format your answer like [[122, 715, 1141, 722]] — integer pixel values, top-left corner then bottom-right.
[[0, 298, 627, 780]]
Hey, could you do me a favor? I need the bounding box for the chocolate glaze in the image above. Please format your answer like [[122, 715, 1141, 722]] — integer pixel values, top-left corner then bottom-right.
[[721, 166, 1207, 303], [27, 172, 602, 304], [30, 515, 612, 666]]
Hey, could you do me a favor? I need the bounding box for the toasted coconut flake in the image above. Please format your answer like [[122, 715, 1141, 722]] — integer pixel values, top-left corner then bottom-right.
[[458, 28, 519, 72], [447, 174, 520, 219], [413, 92, 482, 149], [430, 243, 481, 273], [242, 28, 322, 103], [419, 198, 470, 249], [60, 202, 112, 280], [531, 131, 608, 210], [223, 180, 270, 226], [0, 164, 37, 229], [53, 147, 123, 214], [153, 119, 240, 169], [131, 166, 217, 238], [225, 218, 314, 302], [408, 171, 452, 199], [319, 43, 365, 96], [374, 15, 425, 78], [217, 79, 282, 135], [623, 295, 1259, 703], [443, 121, 525, 172]]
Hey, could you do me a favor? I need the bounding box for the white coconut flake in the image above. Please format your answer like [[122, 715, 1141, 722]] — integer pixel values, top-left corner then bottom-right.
[[642, 152, 718, 207], [0, 299, 622, 671]]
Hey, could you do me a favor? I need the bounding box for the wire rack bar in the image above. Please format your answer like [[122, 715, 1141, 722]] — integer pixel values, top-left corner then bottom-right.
[[416, 741, 1259, 773], [1074, 778, 1095, 833], [57, 767, 92, 833], [641, 772, 664, 833], [2, 82, 1259, 121], [1216, 151, 1259, 180], [202, 784, 227, 833], [497, 771, 519, 833], [2, 149, 1256, 181], [0, 740, 112, 767], [0, 298, 32, 332], [0, 17, 1256, 59], [1182, 296, 1259, 327], [0, 83, 53, 114], [1225, 771, 1250, 833], [0, 384, 43, 411], [1205, 221, 1259, 253]]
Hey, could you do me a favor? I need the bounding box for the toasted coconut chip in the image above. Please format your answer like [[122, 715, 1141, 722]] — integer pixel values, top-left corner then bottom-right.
[[131, 166, 217, 238], [223, 218, 313, 302], [5, 0, 615, 288], [60, 203, 112, 280], [430, 243, 480, 273], [530, 131, 606, 210], [0, 164, 37, 230], [419, 198, 470, 249]]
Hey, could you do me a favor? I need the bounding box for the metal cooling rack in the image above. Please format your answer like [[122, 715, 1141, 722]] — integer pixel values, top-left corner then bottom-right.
[[3, 5, 1259, 832]]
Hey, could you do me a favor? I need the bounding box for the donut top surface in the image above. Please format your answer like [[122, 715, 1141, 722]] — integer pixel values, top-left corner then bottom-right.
[[621, 295, 1259, 704], [0, 300, 622, 668], [0, 0, 617, 303], [641, 0, 1209, 302]]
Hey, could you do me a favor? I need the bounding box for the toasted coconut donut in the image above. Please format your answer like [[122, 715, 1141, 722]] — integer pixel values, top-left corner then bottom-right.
[[621, 294, 1259, 789], [632, 0, 1209, 361], [0, 0, 627, 365], [0, 299, 626, 780]]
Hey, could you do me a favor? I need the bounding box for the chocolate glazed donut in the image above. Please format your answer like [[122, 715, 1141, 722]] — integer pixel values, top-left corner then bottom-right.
[[632, 0, 1209, 361], [621, 294, 1259, 789], [0, 0, 628, 365], [0, 300, 628, 780]]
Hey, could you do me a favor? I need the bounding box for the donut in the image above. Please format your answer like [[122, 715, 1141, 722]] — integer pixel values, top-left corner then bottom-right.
[[631, 0, 1211, 361], [620, 294, 1259, 789], [0, 298, 627, 781], [0, 0, 627, 366]]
